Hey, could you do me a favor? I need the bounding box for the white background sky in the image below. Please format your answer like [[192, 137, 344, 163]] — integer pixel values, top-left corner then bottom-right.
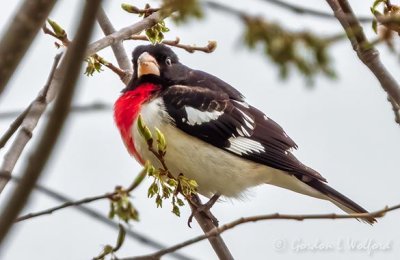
[[0, 1, 399, 259]]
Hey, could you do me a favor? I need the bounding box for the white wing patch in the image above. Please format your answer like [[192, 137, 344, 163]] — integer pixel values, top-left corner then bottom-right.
[[232, 100, 250, 108], [226, 137, 265, 155], [184, 106, 223, 126]]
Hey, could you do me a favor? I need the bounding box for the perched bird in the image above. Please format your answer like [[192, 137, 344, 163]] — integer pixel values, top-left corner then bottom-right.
[[114, 44, 375, 224]]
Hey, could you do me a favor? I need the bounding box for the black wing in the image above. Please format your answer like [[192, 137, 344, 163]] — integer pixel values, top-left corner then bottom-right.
[[162, 83, 326, 182]]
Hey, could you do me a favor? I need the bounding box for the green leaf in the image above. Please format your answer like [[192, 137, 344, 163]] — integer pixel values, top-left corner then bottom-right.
[[47, 18, 66, 39], [127, 169, 146, 191], [121, 3, 139, 13], [372, 0, 387, 10], [84, 56, 103, 76], [167, 178, 178, 187], [372, 19, 378, 33], [137, 114, 153, 144], [155, 127, 167, 154], [177, 198, 185, 206], [156, 194, 163, 208], [172, 204, 181, 217], [114, 224, 126, 252], [93, 245, 114, 260]]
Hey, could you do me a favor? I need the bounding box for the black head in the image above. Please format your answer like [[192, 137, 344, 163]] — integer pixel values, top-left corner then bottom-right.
[[124, 44, 187, 91]]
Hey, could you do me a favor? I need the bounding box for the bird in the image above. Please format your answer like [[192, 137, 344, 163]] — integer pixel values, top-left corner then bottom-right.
[[114, 44, 375, 224]]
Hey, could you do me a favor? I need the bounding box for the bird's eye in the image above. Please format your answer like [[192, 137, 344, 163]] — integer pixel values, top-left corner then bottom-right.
[[165, 57, 172, 66]]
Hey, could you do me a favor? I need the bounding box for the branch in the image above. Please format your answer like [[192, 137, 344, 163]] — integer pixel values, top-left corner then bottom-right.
[[86, 11, 167, 57], [0, 174, 191, 260], [259, 0, 373, 22], [129, 35, 217, 53], [15, 169, 146, 222], [121, 4, 160, 16], [188, 195, 233, 260], [124, 204, 400, 260], [97, 6, 132, 84], [326, 0, 400, 126], [43, 22, 128, 83], [0, 104, 31, 149], [388, 96, 400, 124], [0, 0, 102, 245], [0, 54, 62, 194], [0, 102, 111, 121], [0, 0, 57, 96]]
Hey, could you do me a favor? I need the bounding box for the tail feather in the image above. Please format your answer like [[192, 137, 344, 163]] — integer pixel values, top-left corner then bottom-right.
[[306, 179, 376, 225]]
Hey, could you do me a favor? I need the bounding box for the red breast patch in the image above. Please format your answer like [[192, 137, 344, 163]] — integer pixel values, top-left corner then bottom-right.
[[114, 83, 159, 164]]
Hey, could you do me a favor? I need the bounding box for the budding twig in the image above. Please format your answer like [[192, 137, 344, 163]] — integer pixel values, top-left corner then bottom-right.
[[121, 3, 160, 17], [326, 0, 400, 126], [15, 170, 146, 222], [129, 35, 217, 53], [43, 20, 127, 80]]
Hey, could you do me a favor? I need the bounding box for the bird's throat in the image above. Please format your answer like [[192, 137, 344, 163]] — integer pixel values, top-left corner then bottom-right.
[[114, 83, 160, 163]]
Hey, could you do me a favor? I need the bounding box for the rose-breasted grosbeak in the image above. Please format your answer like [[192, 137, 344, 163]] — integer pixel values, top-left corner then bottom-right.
[[114, 44, 375, 224]]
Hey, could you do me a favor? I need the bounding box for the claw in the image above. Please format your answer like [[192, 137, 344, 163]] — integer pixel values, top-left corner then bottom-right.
[[187, 194, 220, 227]]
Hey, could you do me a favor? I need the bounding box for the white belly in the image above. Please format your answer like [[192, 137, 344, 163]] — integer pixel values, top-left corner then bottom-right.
[[132, 98, 326, 199]]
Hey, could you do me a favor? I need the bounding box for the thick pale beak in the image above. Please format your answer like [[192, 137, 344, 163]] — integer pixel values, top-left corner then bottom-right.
[[137, 52, 160, 77]]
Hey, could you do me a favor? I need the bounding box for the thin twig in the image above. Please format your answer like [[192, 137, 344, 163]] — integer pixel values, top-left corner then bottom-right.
[[205, 1, 346, 45], [16, 192, 112, 222], [0, 0, 57, 96], [92, 54, 127, 80], [0, 102, 111, 120], [123, 204, 400, 260], [326, 0, 400, 126], [0, 54, 62, 194], [1, 174, 191, 260], [43, 23, 127, 83], [122, 5, 160, 16], [97, 6, 132, 84], [15, 169, 146, 222], [0, 0, 102, 245], [259, 0, 373, 22], [128, 35, 217, 53], [86, 11, 167, 57]]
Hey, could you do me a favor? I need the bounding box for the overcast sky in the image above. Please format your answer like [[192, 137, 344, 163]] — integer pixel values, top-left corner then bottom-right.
[[0, 1, 399, 260]]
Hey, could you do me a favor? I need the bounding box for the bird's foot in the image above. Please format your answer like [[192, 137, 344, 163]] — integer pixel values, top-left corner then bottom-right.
[[188, 194, 220, 228]]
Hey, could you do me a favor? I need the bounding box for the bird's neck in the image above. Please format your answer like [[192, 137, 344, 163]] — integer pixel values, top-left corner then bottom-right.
[[114, 82, 160, 161]]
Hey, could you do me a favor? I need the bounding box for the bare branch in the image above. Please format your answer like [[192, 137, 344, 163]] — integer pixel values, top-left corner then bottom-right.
[[97, 6, 132, 84], [388, 96, 400, 124], [124, 204, 400, 260], [0, 102, 111, 120], [129, 35, 217, 53], [0, 0, 57, 96], [0, 53, 62, 194], [16, 191, 113, 222], [189, 195, 233, 260], [326, 0, 400, 125], [259, 0, 373, 22], [0, 105, 30, 149], [0, 0, 102, 245]]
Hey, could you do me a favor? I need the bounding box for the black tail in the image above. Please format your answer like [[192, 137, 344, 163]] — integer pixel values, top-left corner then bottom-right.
[[307, 179, 376, 225]]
